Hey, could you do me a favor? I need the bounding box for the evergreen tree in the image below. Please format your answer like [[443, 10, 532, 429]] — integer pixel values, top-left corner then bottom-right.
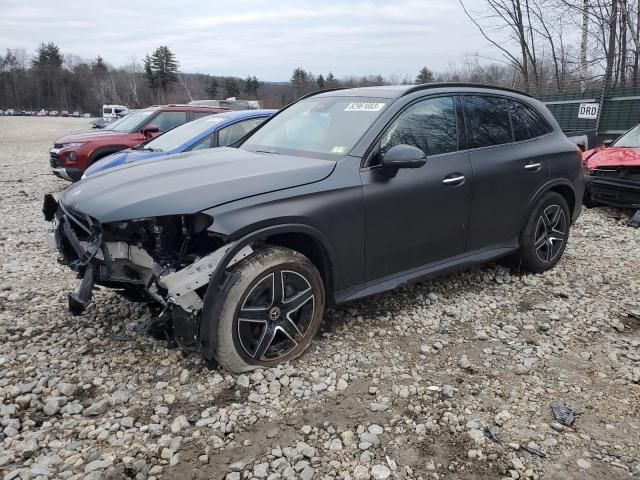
[[415, 66, 434, 84], [32, 42, 63, 108], [244, 75, 260, 97], [291, 67, 310, 98], [326, 72, 337, 88], [149, 46, 179, 101], [224, 77, 240, 98], [206, 77, 218, 99], [143, 54, 158, 100], [316, 74, 325, 89], [92, 56, 108, 76]]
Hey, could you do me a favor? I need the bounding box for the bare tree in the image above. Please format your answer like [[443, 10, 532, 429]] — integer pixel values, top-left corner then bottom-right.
[[458, 0, 537, 90]]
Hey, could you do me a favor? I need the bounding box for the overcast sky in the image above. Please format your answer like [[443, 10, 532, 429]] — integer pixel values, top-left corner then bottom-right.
[[0, 0, 503, 81]]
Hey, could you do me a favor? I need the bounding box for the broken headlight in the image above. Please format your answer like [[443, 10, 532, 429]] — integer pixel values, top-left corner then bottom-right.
[[103, 213, 215, 267]]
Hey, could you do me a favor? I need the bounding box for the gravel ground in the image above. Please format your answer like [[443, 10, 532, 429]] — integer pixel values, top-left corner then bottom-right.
[[1, 116, 639, 480]]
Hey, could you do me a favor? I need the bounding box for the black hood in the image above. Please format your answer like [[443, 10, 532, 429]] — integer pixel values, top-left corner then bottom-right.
[[61, 148, 336, 223]]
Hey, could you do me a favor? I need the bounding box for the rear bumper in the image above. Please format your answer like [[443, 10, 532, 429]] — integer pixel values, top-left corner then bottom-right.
[[586, 176, 640, 209]]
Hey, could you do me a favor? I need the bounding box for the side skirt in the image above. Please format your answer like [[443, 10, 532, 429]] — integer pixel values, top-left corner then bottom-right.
[[334, 243, 518, 304]]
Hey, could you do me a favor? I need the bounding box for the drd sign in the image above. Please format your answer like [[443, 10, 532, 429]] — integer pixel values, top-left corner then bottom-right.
[[578, 103, 599, 120]]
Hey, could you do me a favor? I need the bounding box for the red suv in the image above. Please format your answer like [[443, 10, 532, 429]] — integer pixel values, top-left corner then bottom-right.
[[49, 104, 229, 181]]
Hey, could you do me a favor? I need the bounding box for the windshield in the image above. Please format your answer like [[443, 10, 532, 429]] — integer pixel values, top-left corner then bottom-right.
[[241, 96, 388, 158], [107, 110, 153, 133], [613, 124, 640, 147], [144, 115, 226, 151]]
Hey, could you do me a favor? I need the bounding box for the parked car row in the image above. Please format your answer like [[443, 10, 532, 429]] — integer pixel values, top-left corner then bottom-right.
[[44, 83, 586, 372], [1, 109, 90, 117], [49, 104, 232, 181]]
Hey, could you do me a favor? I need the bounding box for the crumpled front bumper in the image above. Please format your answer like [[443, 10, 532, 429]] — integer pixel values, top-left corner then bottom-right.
[[43, 194, 252, 329], [586, 175, 640, 209]]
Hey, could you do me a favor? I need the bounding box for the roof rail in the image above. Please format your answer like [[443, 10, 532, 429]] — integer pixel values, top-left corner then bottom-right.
[[402, 82, 531, 98]]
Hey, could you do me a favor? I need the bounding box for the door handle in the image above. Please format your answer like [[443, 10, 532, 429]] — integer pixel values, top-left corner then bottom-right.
[[442, 174, 465, 186], [525, 162, 541, 171]]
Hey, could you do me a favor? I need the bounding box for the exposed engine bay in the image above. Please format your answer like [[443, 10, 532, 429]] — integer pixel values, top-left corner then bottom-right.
[[43, 193, 253, 350]]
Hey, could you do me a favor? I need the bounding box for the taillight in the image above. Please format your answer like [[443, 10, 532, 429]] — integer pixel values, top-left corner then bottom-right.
[[576, 146, 585, 167]]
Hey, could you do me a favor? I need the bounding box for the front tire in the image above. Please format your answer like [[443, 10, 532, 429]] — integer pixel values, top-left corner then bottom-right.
[[211, 247, 325, 373], [516, 192, 570, 273]]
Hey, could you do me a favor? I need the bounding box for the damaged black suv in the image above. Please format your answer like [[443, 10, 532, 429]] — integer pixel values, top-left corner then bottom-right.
[[44, 84, 584, 372]]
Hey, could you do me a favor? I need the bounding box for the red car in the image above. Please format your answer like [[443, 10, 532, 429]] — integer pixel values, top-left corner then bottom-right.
[[583, 125, 640, 209], [49, 104, 229, 181]]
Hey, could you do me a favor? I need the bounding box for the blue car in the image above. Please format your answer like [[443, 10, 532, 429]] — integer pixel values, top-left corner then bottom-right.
[[83, 109, 276, 178]]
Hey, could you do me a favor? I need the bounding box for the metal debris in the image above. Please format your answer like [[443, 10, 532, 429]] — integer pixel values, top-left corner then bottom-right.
[[522, 445, 547, 458], [551, 401, 577, 426], [386, 455, 398, 471], [483, 426, 500, 443]]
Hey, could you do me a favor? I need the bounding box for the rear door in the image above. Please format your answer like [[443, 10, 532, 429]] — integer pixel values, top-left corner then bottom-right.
[[360, 95, 473, 281], [463, 95, 552, 249]]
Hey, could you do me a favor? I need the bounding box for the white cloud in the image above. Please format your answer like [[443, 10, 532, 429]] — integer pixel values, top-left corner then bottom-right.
[[0, 0, 507, 80]]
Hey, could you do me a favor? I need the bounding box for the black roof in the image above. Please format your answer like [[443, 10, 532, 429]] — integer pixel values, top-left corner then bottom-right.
[[313, 83, 531, 99]]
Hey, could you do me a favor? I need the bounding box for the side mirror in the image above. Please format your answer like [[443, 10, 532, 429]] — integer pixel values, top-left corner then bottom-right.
[[601, 139, 613, 147], [381, 144, 426, 177], [142, 124, 160, 137]]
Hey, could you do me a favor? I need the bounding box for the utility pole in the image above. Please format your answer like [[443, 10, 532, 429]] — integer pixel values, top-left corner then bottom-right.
[[580, 0, 589, 91]]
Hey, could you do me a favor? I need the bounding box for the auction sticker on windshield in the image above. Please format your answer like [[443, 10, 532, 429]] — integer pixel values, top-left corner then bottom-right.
[[344, 102, 386, 112]]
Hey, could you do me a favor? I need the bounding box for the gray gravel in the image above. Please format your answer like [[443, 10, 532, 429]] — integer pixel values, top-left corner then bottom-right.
[[0, 117, 639, 480]]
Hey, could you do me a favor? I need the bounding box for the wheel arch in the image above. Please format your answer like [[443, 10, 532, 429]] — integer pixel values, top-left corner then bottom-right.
[[520, 179, 576, 234], [87, 145, 129, 165], [198, 223, 337, 358]]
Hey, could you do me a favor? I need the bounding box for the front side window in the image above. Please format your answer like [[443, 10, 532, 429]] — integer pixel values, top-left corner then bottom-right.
[[509, 100, 552, 141], [218, 118, 267, 146], [190, 134, 214, 151], [144, 115, 224, 152], [380, 96, 458, 158], [463, 96, 512, 148], [241, 96, 388, 159], [150, 111, 188, 132]]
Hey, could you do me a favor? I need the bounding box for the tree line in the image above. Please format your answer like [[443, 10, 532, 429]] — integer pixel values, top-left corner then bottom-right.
[[0, 43, 273, 112], [7, 0, 636, 115], [0, 41, 440, 112]]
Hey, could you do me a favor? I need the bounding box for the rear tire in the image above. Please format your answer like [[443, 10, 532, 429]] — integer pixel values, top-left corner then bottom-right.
[[211, 247, 325, 373], [516, 192, 570, 273]]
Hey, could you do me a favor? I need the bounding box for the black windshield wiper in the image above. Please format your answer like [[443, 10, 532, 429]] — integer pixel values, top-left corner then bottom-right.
[[139, 146, 162, 152], [255, 149, 279, 155]]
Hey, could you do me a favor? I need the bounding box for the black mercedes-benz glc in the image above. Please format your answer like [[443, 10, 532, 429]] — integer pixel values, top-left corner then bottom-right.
[[44, 83, 584, 372]]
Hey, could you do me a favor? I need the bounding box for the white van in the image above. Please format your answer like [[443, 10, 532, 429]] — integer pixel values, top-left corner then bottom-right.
[[102, 104, 129, 121]]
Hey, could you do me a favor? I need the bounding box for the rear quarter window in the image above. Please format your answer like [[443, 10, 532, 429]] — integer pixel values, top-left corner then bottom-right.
[[509, 100, 553, 141], [463, 96, 512, 148]]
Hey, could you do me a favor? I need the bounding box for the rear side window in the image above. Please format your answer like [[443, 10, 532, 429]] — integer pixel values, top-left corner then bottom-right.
[[380, 96, 458, 157], [463, 96, 512, 148], [191, 111, 214, 120], [509, 101, 552, 141], [152, 111, 188, 131]]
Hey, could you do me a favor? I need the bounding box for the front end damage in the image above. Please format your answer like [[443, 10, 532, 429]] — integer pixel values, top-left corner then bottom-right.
[[585, 166, 640, 209], [43, 193, 253, 352]]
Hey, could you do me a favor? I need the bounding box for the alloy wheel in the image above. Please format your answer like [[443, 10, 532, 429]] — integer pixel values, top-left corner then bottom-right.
[[236, 270, 315, 361], [534, 204, 567, 263]]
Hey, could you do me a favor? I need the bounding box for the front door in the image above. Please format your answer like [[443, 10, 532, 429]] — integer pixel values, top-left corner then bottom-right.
[[360, 96, 472, 282]]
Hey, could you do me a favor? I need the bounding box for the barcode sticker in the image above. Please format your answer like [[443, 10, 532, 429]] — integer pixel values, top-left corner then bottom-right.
[[344, 102, 386, 112]]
